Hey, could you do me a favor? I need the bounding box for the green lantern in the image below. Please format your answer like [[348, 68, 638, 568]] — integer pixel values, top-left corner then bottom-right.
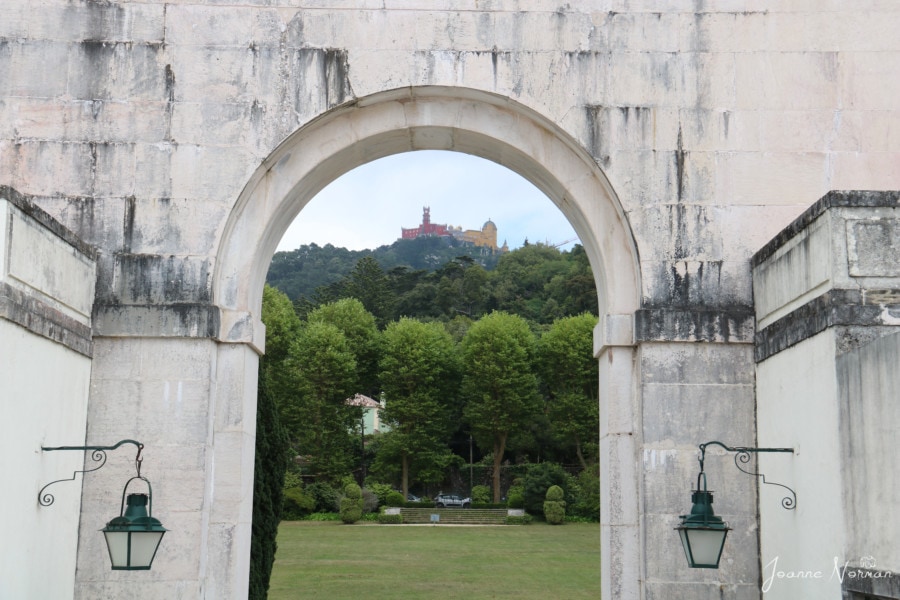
[[675, 474, 730, 569], [102, 485, 167, 570]]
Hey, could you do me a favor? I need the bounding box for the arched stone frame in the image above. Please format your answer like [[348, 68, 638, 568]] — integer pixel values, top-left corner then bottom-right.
[[212, 86, 643, 598]]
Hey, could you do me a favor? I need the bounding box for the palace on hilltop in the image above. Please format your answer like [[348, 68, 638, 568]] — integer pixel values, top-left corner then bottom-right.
[[400, 206, 508, 252]]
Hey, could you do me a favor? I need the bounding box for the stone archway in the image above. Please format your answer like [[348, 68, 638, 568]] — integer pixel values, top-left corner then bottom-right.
[[212, 86, 642, 598]]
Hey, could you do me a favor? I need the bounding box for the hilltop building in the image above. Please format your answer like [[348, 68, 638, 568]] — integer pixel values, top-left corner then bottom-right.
[[401, 206, 508, 252]]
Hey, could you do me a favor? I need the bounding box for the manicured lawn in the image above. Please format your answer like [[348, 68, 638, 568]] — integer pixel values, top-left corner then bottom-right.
[[269, 521, 600, 599]]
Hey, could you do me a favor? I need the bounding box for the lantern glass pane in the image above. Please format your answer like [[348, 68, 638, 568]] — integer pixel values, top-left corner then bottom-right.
[[130, 531, 164, 568], [685, 529, 727, 567], [104, 531, 130, 568]]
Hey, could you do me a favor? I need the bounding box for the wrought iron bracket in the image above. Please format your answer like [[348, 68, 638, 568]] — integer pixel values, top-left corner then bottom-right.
[[38, 439, 144, 507], [697, 441, 796, 510]]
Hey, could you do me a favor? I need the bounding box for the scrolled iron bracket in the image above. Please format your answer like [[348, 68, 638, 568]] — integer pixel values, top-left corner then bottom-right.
[[698, 441, 796, 510], [38, 439, 144, 507]]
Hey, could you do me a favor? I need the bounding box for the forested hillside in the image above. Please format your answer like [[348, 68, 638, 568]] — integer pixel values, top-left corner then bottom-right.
[[267, 236, 500, 302], [266, 238, 597, 326]]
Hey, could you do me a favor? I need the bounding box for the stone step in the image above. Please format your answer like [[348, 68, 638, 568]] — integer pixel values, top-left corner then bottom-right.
[[398, 508, 508, 525]]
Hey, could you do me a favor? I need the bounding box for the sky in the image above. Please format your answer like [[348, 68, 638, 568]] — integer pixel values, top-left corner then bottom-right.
[[276, 150, 580, 253]]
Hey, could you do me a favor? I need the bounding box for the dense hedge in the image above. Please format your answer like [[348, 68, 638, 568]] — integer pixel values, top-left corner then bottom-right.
[[378, 513, 403, 524], [505, 515, 533, 525], [472, 503, 507, 509]]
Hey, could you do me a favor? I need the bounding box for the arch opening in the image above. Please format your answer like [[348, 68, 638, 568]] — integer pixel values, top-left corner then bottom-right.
[[213, 86, 643, 599]]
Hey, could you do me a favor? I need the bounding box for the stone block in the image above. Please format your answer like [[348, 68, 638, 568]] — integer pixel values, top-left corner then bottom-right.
[[599, 346, 637, 437], [639, 342, 754, 385], [124, 198, 225, 256], [0, 41, 70, 98], [734, 52, 839, 111], [169, 144, 255, 203], [133, 143, 175, 200], [641, 381, 755, 446], [601, 522, 640, 600], [170, 102, 248, 147], [209, 431, 256, 524], [87, 378, 211, 445], [165, 5, 254, 48], [170, 46, 256, 104], [840, 51, 900, 110], [599, 433, 639, 526], [714, 150, 828, 207], [13, 141, 95, 198], [66, 42, 170, 102], [213, 344, 259, 433], [831, 151, 900, 191]]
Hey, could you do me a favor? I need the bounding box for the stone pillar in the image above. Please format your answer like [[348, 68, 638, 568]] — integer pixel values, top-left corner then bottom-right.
[[753, 191, 900, 600], [634, 308, 760, 600]]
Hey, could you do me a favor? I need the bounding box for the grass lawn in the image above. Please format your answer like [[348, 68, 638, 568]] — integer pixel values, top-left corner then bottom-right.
[[268, 521, 600, 599]]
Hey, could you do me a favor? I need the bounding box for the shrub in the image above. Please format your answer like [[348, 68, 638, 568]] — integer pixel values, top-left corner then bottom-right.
[[367, 482, 394, 506], [304, 512, 341, 521], [405, 501, 435, 508], [543, 485, 566, 525], [362, 488, 379, 513], [507, 492, 525, 509], [282, 487, 316, 520], [340, 483, 364, 524], [545, 485, 564, 502], [472, 503, 507, 509], [306, 482, 340, 513], [523, 462, 571, 515], [378, 513, 403, 524], [505, 514, 532, 525], [471, 485, 491, 504], [385, 491, 406, 507], [570, 469, 600, 521]]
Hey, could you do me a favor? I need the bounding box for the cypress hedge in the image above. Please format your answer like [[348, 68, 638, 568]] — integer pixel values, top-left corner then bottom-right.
[[249, 375, 291, 599]]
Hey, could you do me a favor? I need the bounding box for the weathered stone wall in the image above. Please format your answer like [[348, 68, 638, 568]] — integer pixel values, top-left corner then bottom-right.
[[3, 2, 900, 598], [0, 187, 95, 600], [755, 192, 900, 600]]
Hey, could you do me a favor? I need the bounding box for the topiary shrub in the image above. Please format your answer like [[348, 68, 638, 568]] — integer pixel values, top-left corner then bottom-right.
[[385, 491, 405, 507], [340, 483, 363, 524], [543, 485, 566, 525]]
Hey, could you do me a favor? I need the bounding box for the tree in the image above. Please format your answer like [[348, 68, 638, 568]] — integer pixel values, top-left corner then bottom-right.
[[307, 298, 381, 398], [284, 321, 360, 482], [337, 256, 396, 327], [378, 318, 460, 498], [461, 311, 541, 502], [248, 374, 290, 599], [536, 313, 599, 468], [249, 286, 296, 599]]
